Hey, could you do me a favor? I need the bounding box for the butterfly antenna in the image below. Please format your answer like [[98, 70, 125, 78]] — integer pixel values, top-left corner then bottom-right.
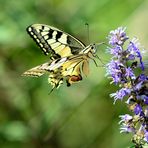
[[96, 42, 112, 49], [85, 23, 90, 44]]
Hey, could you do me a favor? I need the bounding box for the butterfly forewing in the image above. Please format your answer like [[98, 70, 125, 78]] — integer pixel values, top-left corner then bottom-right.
[[27, 24, 86, 59]]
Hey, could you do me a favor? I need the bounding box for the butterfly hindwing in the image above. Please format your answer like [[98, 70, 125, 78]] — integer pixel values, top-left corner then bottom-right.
[[22, 53, 90, 88], [48, 54, 90, 87], [27, 24, 86, 59]]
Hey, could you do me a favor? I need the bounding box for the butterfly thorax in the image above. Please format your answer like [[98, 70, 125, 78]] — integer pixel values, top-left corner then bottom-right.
[[80, 43, 96, 55]]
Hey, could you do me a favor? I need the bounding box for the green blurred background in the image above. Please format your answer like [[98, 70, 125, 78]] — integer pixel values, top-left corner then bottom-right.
[[0, 0, 148, 148]]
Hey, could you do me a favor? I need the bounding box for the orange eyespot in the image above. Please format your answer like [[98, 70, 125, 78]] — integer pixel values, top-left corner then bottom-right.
[[66, 75, 82, 86], [70, 75, 82, 82]]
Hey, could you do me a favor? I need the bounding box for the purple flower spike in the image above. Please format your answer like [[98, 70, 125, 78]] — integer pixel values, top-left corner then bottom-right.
[[125, 67, 135, 79], [107, 45, 123, 57], [106, 27, 148, 146], [111, 88, 131, 103], [106, 60, 123, 84], [144, 96, 148, 105], [108, 27, 128, 46], [134, 104, 143, 115], [127, 38, 145, 70], [144, 131, 148, 143], [119, 114, 133, 123], [120, 125, 135, 133]]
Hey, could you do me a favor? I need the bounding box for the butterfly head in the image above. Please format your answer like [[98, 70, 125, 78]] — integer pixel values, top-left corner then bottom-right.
[[89, 43, 97, 54], [81, 43, 97, 55], [89, 42, 105, 55]]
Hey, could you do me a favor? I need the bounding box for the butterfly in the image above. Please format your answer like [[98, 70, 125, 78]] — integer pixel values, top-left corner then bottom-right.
[[22, 24, 101, 90]]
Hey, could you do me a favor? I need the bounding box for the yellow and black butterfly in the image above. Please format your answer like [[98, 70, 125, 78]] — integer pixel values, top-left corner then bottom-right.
[[22, 24, 101, 90]]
